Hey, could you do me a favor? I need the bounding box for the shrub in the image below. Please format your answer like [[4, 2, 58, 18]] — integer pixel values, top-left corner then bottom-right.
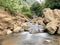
[[45, 0, 60, 9], [23, 12, 32, 18], [21, 6, 32, 18], [0, 0, 32, 18], [30, 2, 43, 17]]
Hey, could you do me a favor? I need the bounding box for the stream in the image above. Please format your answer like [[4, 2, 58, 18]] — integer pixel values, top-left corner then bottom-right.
[[0, 32, 60, 45], [0, 22, 60, 45]]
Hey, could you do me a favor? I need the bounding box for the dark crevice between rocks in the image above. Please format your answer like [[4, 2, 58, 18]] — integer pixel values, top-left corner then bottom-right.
[[54, 27, 59, 34], [43, 29, 49, 33], [0, 28, 3, 31], [25, 20, 28, 22], [43, 20, 48, 25], [24, 30, 29, 32], [43, 29, 54, 35], [7, 27, 14, 31]]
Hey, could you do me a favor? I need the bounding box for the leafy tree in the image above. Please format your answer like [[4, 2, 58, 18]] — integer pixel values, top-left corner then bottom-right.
[[30, 2, 43, 17], [45, 0, 60, 9]]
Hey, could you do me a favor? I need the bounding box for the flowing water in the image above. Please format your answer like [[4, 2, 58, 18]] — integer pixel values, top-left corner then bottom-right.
[[0, 32, 60, 45], [0, 22, 60, 45]]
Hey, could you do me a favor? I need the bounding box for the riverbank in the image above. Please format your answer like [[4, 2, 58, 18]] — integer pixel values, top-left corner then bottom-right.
[[0, 7, 60, 36], [0, 7, 45, 36]]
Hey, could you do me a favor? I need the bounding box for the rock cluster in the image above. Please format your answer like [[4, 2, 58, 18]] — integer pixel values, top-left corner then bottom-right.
[[0, 7, 60, 35], [43, 8, 60, 34], [31, 17, 45, 26], [0, 7, 45, 36], [0, 7, 30, 36]]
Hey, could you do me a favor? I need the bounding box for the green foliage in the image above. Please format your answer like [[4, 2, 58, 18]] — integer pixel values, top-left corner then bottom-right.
[[23, 12, 32, 18], [0, 0, 46, 18], [30, 2, 43, 17], [0, 0, 19, 10], [21, 6, 32, 18], [45, 0, 60, 9], [0, 0, 32, 18]]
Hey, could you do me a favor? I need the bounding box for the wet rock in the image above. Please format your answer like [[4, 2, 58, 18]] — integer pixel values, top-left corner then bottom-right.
[[57, 26, 60, 34], [13, 27, 24, 33], [38, 25, 45, 32], [0, 29, 12, 35], [45, 40, 51, 43], [6, 29, 12, 35], [31, 17, 44, 26], [21, 23, 28, 30]]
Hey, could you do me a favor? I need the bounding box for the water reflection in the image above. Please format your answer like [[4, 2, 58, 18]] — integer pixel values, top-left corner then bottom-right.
[[0, 32, 60, 45]]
